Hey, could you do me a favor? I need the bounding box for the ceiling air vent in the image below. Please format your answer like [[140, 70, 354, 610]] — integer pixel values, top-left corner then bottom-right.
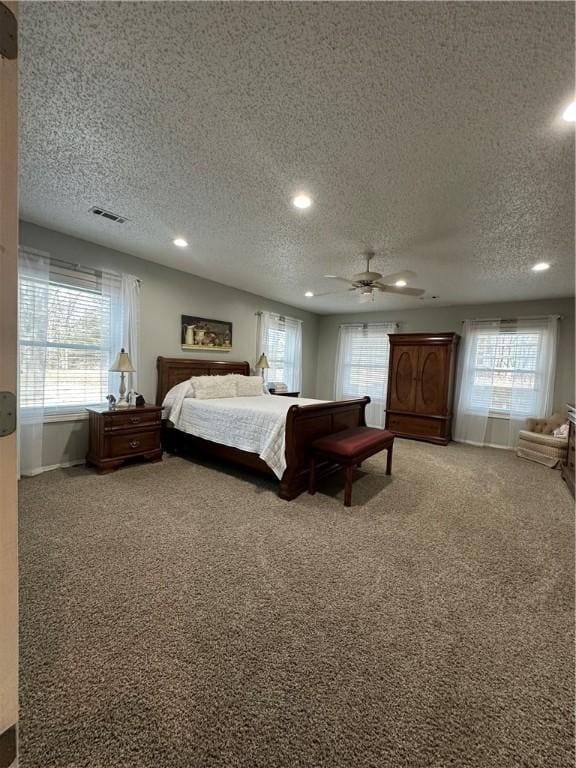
[[89, 206, 129, 224]]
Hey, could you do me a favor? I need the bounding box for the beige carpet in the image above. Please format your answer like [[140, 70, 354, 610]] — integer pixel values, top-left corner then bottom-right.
[[19, 440, 574, 768]]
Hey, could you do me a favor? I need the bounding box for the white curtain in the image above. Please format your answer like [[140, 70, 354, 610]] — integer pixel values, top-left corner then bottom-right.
[[121, 274, 141, 392], [257, 312, 303, 392], [101, 271, 124, 401], [18, 250, 50, 476], [334, 322, 397, 428], [18, 256, 140, 475], [454, 316, 559, 448]]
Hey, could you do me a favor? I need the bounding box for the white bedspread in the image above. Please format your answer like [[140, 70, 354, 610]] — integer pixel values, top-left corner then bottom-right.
[[166, 395, 327, 479]]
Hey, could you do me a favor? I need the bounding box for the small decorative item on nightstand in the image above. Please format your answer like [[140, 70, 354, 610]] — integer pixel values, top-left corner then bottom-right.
[[86, 404, 162, 473]]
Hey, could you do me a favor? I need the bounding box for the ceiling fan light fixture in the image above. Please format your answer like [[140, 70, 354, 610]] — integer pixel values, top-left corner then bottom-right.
[[304, 291, 314, 297], [358, 286, 374, 303], [395, 279, 407, 287]]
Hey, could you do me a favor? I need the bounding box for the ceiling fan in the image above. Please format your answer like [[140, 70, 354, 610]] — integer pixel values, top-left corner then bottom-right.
[[321, 250, 426, 303]]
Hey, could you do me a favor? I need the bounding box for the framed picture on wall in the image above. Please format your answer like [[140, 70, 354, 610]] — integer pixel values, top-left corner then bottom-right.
[[181, 315, 233, 351]]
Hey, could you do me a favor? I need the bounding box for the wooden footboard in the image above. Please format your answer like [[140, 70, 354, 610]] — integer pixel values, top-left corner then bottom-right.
[[278, 397, 370, 500]]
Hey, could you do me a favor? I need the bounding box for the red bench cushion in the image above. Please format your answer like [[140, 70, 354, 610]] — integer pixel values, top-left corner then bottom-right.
[[312, 427, 394, 459]]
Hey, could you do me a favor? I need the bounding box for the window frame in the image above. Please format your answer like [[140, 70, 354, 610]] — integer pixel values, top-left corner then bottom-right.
[[464, 328, 545, 419]]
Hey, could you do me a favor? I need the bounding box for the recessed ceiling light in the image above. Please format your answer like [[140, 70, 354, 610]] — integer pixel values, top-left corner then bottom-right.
[[562, 102, 576, 122], [173, 238, 188, 248], [304, 291, 314, 298], [395, 280, 407, 287], [292, 194, 312, 209], [531, 262, 550, 272]]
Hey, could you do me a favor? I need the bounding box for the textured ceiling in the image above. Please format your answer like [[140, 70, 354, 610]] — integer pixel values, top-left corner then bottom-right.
[[19, 1, 575, 314]]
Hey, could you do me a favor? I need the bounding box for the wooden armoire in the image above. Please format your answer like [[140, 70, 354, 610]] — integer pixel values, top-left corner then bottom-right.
[[385, 333, 460, 445]]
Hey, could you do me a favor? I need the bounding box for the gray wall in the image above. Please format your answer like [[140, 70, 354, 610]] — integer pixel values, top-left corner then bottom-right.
[[20, 221, 320, 468], [316, 298, 575, 419], [20, 221, 575, 465]]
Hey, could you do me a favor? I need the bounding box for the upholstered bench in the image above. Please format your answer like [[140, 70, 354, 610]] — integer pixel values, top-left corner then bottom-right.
[[309, 427, 395, 507]]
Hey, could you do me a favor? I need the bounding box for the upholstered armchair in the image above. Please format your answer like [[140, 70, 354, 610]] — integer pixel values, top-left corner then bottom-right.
[[516, 413, 568, 468]]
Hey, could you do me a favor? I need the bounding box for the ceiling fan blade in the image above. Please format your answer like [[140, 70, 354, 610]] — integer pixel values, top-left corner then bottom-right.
[[377, 270, 418, 284], [324, 274, 355, 285], [376, 283, 425, 297], [309, 289, 348, 297]]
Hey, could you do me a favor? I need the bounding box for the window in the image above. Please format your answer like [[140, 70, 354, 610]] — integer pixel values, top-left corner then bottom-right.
[[459, 318, 558, 417], [334, 323, 397, 428], [258, 312, 302, 392], [19, 254, 123, 416], [454, 316, 559, 448], [468, 330, 543, 415]]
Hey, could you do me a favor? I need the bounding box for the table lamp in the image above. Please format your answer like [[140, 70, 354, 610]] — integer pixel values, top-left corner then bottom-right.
[[256, 353, 269, 381], [109, 348, 135, 408]]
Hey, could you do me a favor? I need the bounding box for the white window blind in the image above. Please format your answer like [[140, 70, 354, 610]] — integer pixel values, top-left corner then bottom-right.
[[334, 323, 397, 428], [468, 330, 541, 415], [258, 312, 303, 392], [19, 258, 123, 415]]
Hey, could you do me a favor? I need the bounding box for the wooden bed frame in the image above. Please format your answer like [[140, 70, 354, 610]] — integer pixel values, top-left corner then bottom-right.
[[156, 357, 370, 500]]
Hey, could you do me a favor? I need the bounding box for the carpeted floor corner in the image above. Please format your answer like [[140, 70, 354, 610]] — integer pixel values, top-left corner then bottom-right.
[[18, 439, 574, 768]]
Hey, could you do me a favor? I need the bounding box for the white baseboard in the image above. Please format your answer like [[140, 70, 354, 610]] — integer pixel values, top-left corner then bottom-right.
[[453, 439, 513, 450], [21, 459, 85, 477]]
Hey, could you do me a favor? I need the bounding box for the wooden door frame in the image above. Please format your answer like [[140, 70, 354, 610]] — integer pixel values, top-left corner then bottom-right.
[[0, 2, 19, 766]]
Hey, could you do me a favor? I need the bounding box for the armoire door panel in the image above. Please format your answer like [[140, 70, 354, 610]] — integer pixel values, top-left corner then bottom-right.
[[415, 346, 449, 414], [389, 346, 418, 412]]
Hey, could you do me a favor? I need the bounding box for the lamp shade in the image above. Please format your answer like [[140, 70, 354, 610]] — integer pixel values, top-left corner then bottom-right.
[[109, 348, 135, 373], [256, 353, 269, 370]]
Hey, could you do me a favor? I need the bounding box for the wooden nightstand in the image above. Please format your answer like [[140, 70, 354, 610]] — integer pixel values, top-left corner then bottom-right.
[[269, 390, 300, 397], [86, 404, 162, 473], [561, 404, 575, 498]]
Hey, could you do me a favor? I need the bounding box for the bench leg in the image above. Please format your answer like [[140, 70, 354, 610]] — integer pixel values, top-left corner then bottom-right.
[[308, 455, 316, 495], [386, 443, 393, 476], [344, 464, 353, 507]]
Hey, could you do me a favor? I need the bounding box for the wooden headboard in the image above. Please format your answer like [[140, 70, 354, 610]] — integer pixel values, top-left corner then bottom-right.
[[156, 357, 251, 405]]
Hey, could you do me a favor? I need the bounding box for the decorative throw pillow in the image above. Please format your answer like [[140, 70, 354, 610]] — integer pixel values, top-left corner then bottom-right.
[[193, 376, 237, 400], [188, 374, 234, 396], [236, 376, 266, 397]]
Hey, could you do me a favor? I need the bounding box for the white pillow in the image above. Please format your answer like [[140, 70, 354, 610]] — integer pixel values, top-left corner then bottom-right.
[[188, 374, 236, 396], [236, 376, 266, 397], [162, 378, 195, 423], [193, 376, 237, 400], [162, 379, 194, 408]]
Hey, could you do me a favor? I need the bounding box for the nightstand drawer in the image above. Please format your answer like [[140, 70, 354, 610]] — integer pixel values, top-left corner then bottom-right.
[[107, 429, 160, 458], [104, 410, 161, 431]]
